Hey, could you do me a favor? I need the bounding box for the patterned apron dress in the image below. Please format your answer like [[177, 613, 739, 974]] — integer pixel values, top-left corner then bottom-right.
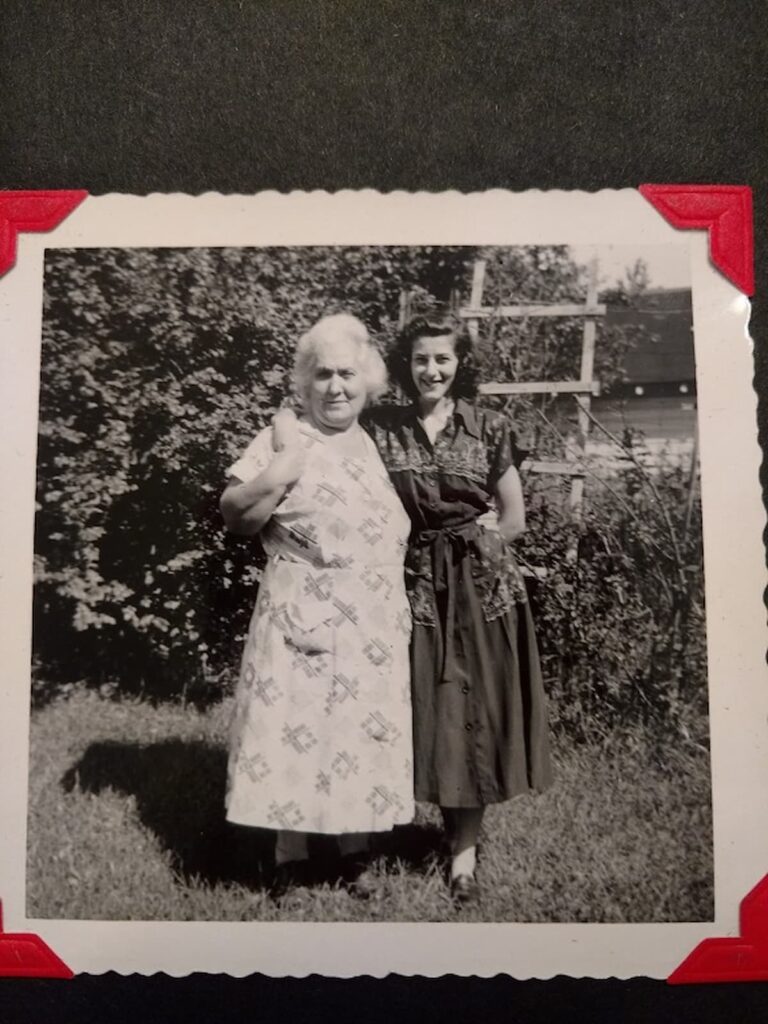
[[225, 419, 414, 834]]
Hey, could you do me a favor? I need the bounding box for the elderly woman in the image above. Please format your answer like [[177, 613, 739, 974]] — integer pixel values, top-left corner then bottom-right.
[[220, 313, 413, 891], [365, 313, 554, 903]]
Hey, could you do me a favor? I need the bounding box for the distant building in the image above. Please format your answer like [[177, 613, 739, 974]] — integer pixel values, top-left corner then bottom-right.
[[605, 287, 695, 397], [591, 287, 696, 453]]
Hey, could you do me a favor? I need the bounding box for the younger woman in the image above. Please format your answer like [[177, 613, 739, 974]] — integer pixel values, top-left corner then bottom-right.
[[366, 314, 553, 902]]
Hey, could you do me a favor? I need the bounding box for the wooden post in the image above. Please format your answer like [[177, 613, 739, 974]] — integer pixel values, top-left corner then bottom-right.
[[467, 259, 486, 344], [568, 259, 599, 523], [398, 289, 410, 330]]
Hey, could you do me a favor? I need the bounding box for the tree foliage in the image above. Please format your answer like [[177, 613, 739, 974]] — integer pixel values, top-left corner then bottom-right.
[[35, 246, 474, 699]]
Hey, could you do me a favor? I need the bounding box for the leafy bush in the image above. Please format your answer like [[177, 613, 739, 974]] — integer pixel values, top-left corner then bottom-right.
[[521, 455, 707, 745]]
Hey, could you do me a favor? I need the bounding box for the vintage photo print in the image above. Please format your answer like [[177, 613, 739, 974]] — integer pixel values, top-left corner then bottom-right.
[[1, 191, 765, 977]]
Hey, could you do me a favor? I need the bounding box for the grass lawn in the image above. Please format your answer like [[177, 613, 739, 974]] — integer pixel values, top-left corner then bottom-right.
[[26, 688, 713, 923]]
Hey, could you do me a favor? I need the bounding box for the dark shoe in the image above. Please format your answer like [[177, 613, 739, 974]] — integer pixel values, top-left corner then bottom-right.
[[271, 860, 311, 899], [450, 873, 479, 905], [339, 855, 377, 899]]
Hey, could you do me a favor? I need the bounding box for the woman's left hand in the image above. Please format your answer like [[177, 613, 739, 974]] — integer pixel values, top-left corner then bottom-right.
[[498, 519, 526, 543]]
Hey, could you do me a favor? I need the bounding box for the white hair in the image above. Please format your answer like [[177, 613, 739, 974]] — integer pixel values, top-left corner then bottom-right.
[[292, 313, 387, 406]]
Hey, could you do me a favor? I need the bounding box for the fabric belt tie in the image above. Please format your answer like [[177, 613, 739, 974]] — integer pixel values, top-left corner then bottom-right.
[[413, 521, 481, 684]]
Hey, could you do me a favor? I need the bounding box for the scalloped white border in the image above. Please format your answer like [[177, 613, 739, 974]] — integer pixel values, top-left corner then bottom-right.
[[0, 190, 765, 978]]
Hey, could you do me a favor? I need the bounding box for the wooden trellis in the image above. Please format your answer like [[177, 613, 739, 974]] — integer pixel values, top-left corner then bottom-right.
[[460, 258, 605, 526]]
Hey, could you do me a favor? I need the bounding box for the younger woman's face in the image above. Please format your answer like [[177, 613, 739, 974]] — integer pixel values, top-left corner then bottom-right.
[[410, 334, 459, 403]]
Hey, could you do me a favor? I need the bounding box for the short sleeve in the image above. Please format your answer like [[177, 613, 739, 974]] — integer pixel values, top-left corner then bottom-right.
[[485, 413, 524, 489], [225, 426, 275, 482]]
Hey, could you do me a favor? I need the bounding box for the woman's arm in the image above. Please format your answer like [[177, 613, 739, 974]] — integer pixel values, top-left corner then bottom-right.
[[272, 406, 301, 451], [494, 464, 526, 542], [220, 446, 304, 536]]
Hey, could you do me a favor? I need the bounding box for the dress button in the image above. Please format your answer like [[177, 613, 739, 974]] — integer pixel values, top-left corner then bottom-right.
[[461, 684, 470, 695], [464, 722, 473, 732]]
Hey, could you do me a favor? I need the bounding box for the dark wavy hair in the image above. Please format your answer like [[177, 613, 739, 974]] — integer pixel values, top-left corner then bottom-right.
[[388, 314, 479, 401]]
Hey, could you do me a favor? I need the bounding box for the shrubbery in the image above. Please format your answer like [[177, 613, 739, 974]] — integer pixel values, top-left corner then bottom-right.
[[522, 458, 707, 745], [32, 245, 706, 743]]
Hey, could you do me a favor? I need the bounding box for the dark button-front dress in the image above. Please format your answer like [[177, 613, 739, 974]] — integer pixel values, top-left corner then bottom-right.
[[365, 400, 553, 808]]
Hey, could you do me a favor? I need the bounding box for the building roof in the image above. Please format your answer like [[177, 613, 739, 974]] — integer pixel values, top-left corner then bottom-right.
[[605, 288, 694, 384]]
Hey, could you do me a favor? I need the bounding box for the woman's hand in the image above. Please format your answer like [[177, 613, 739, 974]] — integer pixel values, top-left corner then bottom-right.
[[269, 408, 305, 487], [499, 517, 526, 543], [272, 407, 301, 452]]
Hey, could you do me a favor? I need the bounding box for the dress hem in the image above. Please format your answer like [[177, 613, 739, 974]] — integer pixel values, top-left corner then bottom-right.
[[414, 780, 553, 808], [224, 808, 417, 835]]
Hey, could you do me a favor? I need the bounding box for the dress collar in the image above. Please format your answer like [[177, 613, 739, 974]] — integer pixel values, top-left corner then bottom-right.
[[296, 415, 376, 460], [406, 398, 480, 438], [453, 399, 481, 439]]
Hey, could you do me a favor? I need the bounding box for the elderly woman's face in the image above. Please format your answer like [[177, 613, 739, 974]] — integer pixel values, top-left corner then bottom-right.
[[307, 336, 368, 431]]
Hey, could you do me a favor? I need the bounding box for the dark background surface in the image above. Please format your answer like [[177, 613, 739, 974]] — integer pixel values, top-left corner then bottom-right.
[[1, 0, 766, 1020]]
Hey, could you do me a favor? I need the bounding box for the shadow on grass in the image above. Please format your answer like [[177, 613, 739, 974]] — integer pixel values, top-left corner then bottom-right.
[[62, 740, 274, 890], [61, 740, 444, 890], [376, 821, 445, 872]]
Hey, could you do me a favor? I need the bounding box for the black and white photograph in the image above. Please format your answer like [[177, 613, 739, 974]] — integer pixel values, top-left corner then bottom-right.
[[1, 190, 764, 978], [3, 3, 768, 1016], [26, 238, 711, 924]]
